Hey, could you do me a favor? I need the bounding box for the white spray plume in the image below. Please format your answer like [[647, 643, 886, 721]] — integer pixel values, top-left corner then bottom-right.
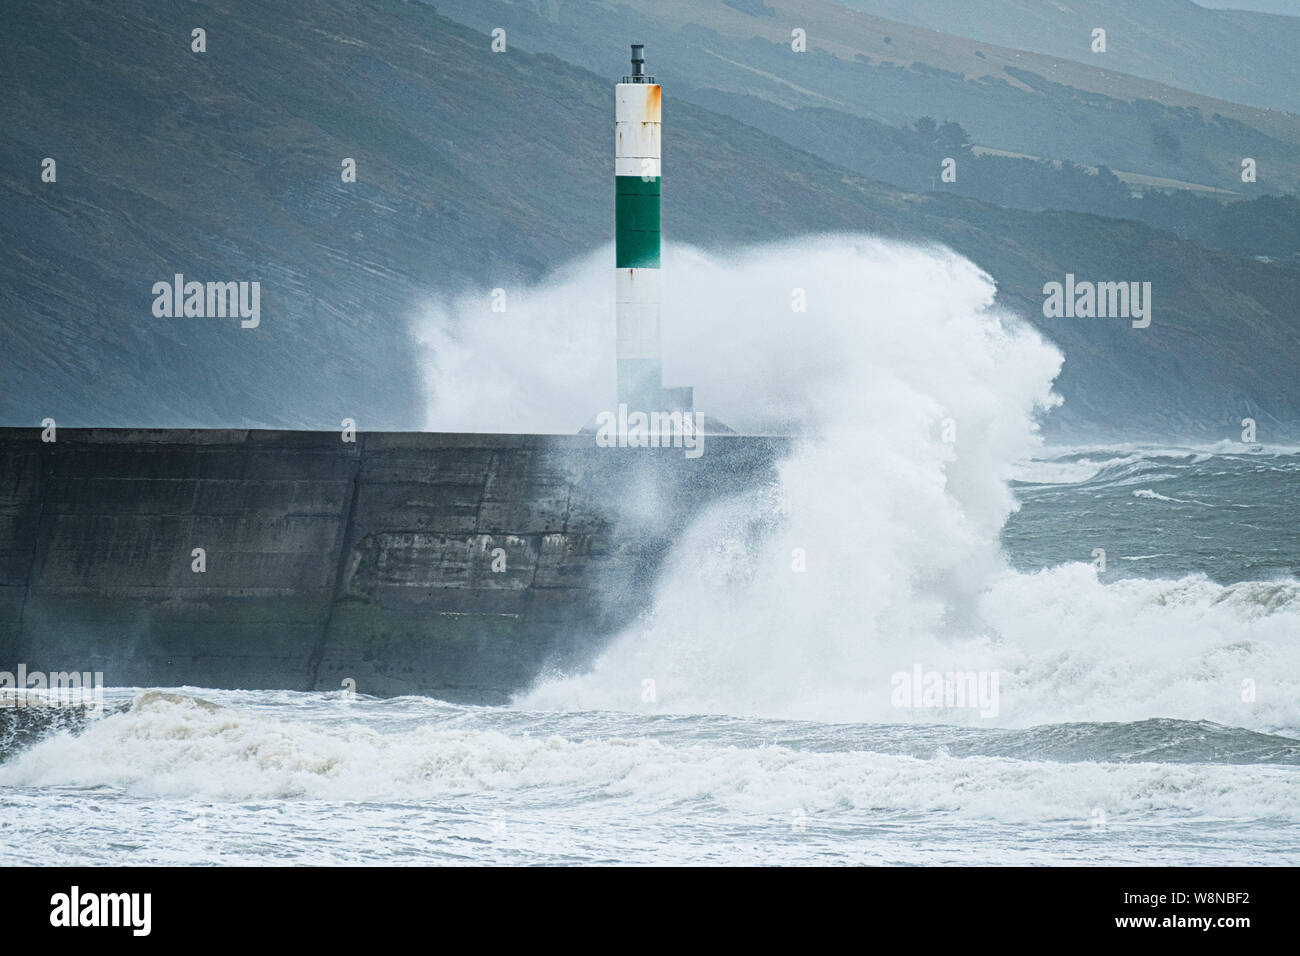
[[417, 237, 1300, 729]]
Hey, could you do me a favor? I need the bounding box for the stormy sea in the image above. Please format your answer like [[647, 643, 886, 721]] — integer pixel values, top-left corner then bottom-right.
[[3, 240, 1297, 865], [1, 447, 1296, 866]]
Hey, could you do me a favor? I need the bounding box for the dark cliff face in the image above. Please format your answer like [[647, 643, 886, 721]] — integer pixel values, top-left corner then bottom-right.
[[0, 429, 785, 700], [2, 1, 1297, 442]]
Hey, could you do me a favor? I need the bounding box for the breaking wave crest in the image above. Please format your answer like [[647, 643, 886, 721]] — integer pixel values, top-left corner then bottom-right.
[[442, 238, 1300, 732], [2, 694, 1298, 825]]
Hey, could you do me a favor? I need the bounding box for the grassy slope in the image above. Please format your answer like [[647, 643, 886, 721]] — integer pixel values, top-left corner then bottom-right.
[[428, 0, 1300, 193], [837, 0, 1300, 115], [1, 0, 1296, 438]]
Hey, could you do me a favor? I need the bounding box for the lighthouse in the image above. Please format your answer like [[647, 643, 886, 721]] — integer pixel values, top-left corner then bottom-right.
[[615, 44, 692, 416]]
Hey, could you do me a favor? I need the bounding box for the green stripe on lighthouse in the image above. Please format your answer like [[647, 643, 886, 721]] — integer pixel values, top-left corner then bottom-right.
[[615, 176, 660, 268]]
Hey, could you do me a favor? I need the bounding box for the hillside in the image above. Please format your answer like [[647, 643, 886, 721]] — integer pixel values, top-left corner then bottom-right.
[[838, 0, 1300, 115], [1, 0, 1297, 440], [429, 0, 1300, 194]]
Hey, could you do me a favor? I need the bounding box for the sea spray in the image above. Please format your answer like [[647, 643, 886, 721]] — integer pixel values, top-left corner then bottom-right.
[[415, 237, 1300, 731]]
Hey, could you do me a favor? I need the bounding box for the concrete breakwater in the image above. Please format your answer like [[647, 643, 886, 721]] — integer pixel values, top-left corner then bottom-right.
[[0, 429, 784, 702]]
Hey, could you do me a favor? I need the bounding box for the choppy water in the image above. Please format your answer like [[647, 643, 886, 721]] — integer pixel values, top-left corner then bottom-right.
[[2, 447, 1298, 866], [1005, 443, 1300, 584]]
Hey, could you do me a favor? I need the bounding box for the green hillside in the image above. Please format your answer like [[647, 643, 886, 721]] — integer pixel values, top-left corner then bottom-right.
[[1, 0, 1297, 439]]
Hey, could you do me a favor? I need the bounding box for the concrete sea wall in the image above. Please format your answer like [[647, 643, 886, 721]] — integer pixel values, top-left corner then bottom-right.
[[0, 429, 783, 702]]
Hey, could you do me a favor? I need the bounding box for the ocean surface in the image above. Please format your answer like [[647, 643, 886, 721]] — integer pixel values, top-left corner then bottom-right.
[[2, 445, 1298, 865]]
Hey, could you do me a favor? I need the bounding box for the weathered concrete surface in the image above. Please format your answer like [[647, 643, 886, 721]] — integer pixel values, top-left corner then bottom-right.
[[0, 429, 783, 701], [0, 691, 96, 761]]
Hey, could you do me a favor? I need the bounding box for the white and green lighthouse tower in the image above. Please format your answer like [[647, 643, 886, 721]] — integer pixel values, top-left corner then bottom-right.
[[615, 44, 692, 415]]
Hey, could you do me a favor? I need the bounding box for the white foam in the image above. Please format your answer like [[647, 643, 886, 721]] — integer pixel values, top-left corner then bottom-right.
[[1009, 455, 1140, 485], [3, 695, 1297, 825], [411, 235, 1300, 734], [1132, 488, 1183, 502], [413, 236, 1061, 438]]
